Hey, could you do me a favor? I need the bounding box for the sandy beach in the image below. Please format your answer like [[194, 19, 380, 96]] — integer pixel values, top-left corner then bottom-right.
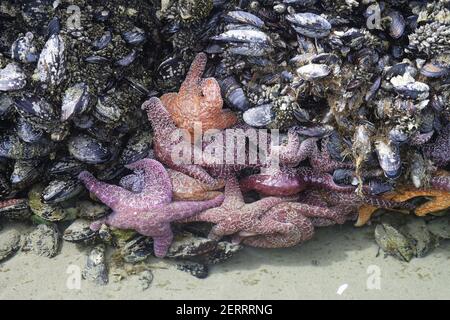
[[1, 221, 449, 300]]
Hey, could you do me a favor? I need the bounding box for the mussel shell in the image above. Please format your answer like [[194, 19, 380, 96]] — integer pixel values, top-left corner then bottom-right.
[[35, 34, 66, 86], [0, 134, 57, 159], [63, 219, 97, 242], [156, 56, 186, 90], [61, 82, 90, 121], [394, 81, 429, 100], [16, 117, 44, 143], [68, 134, 113, 164], [243, 104, 275, 127], [286, 13, 331, 38], [84, 55, 110, 64], [15, 93, 58, 127], [375, 140, 401, 179], [115, 50, 138, 67], [11, 32, 38, 63], [219, 76, 250, 111], [75, 200, 110, 220], [82, 244, 108, 285], [48, 157, 85, 177], [387, 11, 405, 39], [22, 223, 60, 258], [119, 131, 152, 165], [420, 62, 449, 78], [120, 236, 153, 263], [211, 29, 271, 44], [0, 63, 27, 91], [296, 63, 330, 80], [42, 179, 83, 204], [10, 160, 42, 188], [93, 95, 123, 124], [0, 95, 14, 118], [122, 28, 147, 45], [0, 229, 21, 262], [28, 184, 66, 222], [0, 198, 31, 220], [225, 11, 265, 28], [92, 31, 112, 51], [227, 42, 272, 57]]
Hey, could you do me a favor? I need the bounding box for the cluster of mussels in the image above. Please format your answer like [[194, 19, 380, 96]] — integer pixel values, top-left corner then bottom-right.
[[0, 0, 449, 283]]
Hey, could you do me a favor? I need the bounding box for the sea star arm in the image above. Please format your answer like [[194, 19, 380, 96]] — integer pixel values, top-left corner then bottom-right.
[[243, 196, 293, 218], [161, 194, 225, 222], [221, 176, 245, 209], [160, 92, 178, 116], [180, 52, 207, 92], [78, 171, 131, 210], [308, 137, 355, 172], [297, 167, 356, 192], [142, 97, 178, 139], [430, 172, 450, 192], [173, 163, 223, 188], [200, 78, 223, 111], [151, 224, 174, 258], [125, 159, 173, 205]]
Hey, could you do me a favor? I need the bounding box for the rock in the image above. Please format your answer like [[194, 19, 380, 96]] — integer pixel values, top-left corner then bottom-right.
[[177, 262, 209, 279], [22, 224, 60, 258], [138, 270, 154, 290], [400, 217, 436, 258], [167, 232, 242, 264], [375, 223, 414, 262], [0, 229, 21, 262], [427, 216, 450, 239]]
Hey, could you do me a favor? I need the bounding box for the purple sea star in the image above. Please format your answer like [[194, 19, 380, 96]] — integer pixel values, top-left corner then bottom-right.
[[78, 158, 225, 257], [422, 124, 450, 168], [142, 97, 353, 187], [280, 130, 354, 172], [181, 176, 296, 241], [232, 201, 352, 248]]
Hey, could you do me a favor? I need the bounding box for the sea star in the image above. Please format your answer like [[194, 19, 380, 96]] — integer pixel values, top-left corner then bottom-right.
[[430, 170, 450, 192], [142, 96, 222, 187], [298, 189, 415, 227], [240, 166, 357, 196], [143, 97, 353, 187], [78, 158, 225, 257], [181, 176, 295, 241], [422, 124, 450, 167], [167, 169, 224, 201], [279, 130, 355, 172], [232, 201, 351, 248], [160, 52, 237, 137], [142, 97, 299, 185]]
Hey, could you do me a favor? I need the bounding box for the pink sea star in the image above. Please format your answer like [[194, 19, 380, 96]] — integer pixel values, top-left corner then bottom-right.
[[232, 201, 351, 248], [181, 176, 296, 241], [78, 158, 225, 257]]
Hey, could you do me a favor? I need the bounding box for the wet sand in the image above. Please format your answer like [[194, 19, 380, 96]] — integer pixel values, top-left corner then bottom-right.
[[1, 222, 449, 299]]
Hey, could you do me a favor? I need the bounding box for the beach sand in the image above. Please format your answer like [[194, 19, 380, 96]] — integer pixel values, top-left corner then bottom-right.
[[1, 221, 449, 300]]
